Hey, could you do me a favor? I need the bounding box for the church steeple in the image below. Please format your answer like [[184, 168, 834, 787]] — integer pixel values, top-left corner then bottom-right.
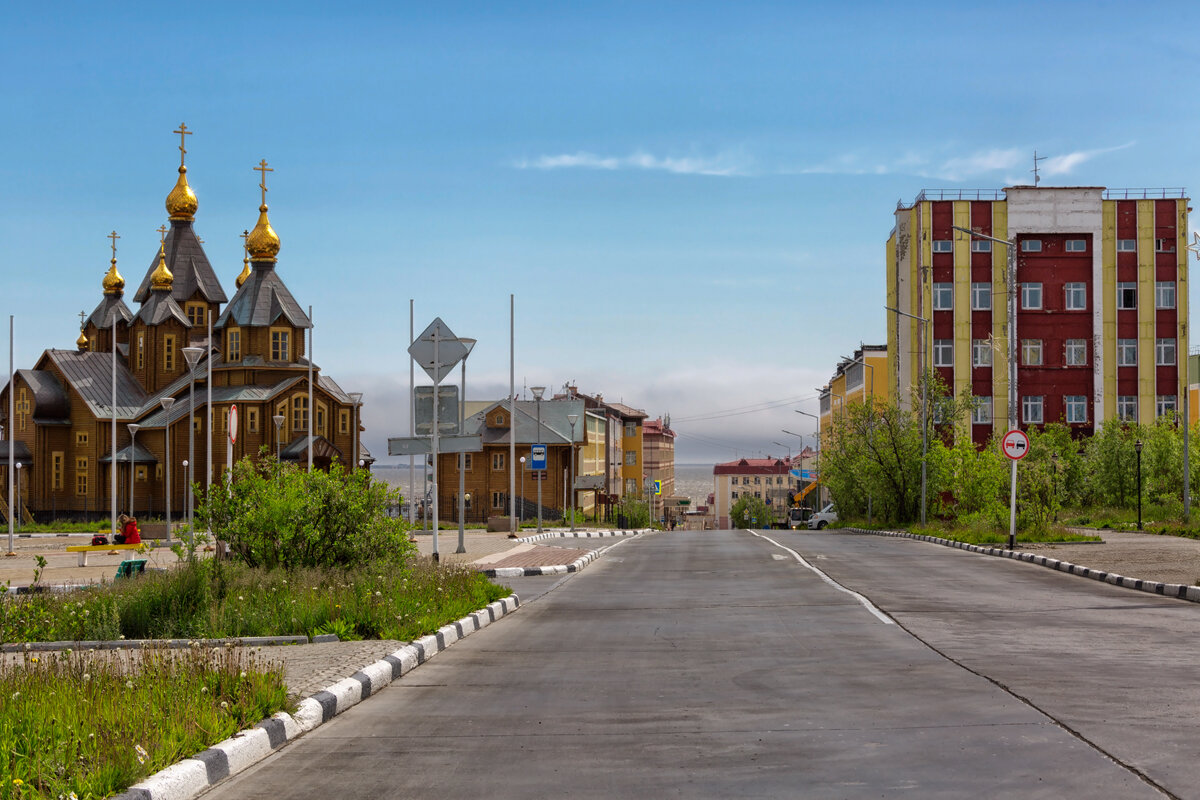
[[102, 230, 124, 296], [245, 159, 281, 263], [236, 229, 252, 288], [165, 123, 198, 221], [85, 232, 133, 351]]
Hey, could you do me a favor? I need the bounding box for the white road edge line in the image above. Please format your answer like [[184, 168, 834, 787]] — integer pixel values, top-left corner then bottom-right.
[[746, 530, 895, 625]]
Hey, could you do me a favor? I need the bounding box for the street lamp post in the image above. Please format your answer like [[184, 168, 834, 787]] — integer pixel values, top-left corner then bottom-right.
[[160, 397, 175, 543], [14, 463, 20, 535], [127, 423, 140, 517], [273, 414, 285, 461], [1050, 452, 1059, 523], [1135, 439, 1144, 531], [567, 413, 578, 532], [519, 456, 526, 526], [884, 306, 930, 524], [795, 411, 822, 507], [348, 393, 363, 470], [455, 337, 475, 554], [531, 386, 545, 534], [182, 346, 205, 546]]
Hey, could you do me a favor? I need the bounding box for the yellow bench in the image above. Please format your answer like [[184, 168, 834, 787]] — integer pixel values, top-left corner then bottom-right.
[[65, 543, 147, 567]]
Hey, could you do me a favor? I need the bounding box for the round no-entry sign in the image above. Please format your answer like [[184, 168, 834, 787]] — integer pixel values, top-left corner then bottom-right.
[[229, 404, 238, 444], [1001, 429, 1029, 460]]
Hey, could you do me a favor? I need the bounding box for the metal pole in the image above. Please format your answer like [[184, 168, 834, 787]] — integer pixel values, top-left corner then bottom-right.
[[207, 311, 212, 494], [457, 339, 475, 554], [307, 305, 314, 472], [128, 424, 140, 517], [1007, 457, 1017, 549], [1185, 386, 1191, 522], [188, 374, 195, 543], [567, 414, 578, 532], [7, 315, 13, 556], [509, 294, 516, 536], [409, 299, 415, 525], [161, 397, 174, 543], [111, 315, 117, 537], [1136, 440, 1144, 531], [532, 387, 545, 533], [431, 327, 440, 562]]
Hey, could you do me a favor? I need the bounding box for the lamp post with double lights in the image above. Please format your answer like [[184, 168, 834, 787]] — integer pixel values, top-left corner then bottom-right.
[[127, 423, 140, 517], [160, 397, 175, 543], [531, 386, 546, 534], [567, 413, 578, 532], [181, 346, 205, 546], [795, 410, 822, 507]]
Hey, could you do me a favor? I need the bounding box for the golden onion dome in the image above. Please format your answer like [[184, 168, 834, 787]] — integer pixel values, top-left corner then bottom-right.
[[246, 204, 280, 262], [151, 247, 174, 291], [235, 255, 251, 288], [76, 330, 88, 350], [165, 165, 198, 220], [102, 258, 125, 295]]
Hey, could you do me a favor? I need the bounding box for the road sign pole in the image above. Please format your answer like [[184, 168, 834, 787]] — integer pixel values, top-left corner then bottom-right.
[[1001, 429, 1028, 550], [431, 329, 440, 562], [1008, 457, 1018, 551]]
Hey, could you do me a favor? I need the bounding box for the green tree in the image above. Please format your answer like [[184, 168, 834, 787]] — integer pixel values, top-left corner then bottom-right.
[[197, 453, 415, 570], [730, 494, 772, 528]]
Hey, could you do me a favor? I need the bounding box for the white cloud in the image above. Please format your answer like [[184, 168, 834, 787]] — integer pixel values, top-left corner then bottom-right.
[[1042, 143, 1134, 176], [511, 149, 751, 177]]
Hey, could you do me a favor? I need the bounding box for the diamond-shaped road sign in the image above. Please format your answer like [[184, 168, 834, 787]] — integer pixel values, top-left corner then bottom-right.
[[408, 317, 468, 383]]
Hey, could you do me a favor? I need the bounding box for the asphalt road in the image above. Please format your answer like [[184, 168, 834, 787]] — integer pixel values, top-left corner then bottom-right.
[[201, 529, 1183, 799]]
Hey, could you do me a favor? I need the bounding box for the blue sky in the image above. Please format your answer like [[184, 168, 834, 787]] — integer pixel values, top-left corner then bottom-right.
[[4, 1, 1200, 464]]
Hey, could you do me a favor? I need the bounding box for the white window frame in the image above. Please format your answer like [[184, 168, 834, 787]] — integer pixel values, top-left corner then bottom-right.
[[1118, 339, 1138, 367], [1158, 395, 1178, 417], [1022, 396, 1044, 425], [1064, 282, 1087, 310], [1156, 281, 1176, 309], [1118, 239, 1137, 252], [971, 283, 992, 311], [932, 283, 953, 311], [1117, 283, 1137, 310], [1064, 339, 1087, 366], [1065, 395, 1087, 424], [971, 239, 991, 253], [972, 339, 993, 368], [1020, 239, 1042, 252], [1065, 239, 1087, 252], [1156, 338, 1176, 366], [1117, 396, 1138, 421], [933, 339, 953, 367], [971, 396, 993, 425], [1022, 283, 1042, 310], [932, 240, 953, 253], [1022, 339, 1043, 366]]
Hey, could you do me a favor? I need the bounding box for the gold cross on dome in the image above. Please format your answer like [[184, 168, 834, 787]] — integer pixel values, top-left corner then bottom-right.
[[240, 229, 249, 254], [78, 310, 86, 329], [254, 159, 273, 206], [173, 123, 192, 167], [107, 230, 120, 260], [157, 225, 168, 245], [1186, 232, 1200, 260]]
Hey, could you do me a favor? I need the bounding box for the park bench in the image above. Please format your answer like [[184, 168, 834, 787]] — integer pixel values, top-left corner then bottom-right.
[[115, 559, 147, 579], [65, 543, 146, 567]]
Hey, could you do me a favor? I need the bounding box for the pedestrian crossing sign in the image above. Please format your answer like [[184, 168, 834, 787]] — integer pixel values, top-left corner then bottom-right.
[[654, 479, 662, 495]]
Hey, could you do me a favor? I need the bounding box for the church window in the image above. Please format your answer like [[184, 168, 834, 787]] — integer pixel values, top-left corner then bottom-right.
[[75, 457, 88, 496], [491, 491, 504, 509], [292, 395, 309, 433], [316, 402, 327, 436], [492, 453, 505, 471], [76, 432, 88, 447], [247, 408, 259, 433], [136, 331, 145, 370], [136, 465, 148, 482], [52, 452, 63, 490], [164, 335, 176, 372], [339, 409, 350, 435], [227, 328, 242, 362], [271, 328, 291, 362], [186, 303, 207, 328], [193, 416, 201, 433], [16, 388, 29, 432]]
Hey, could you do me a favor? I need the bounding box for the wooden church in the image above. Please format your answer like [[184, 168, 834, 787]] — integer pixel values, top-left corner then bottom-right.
[[0, 126, 368, 524]]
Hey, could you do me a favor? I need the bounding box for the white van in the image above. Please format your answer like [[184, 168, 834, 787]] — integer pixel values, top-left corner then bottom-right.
[[807, 503, 837, 530]]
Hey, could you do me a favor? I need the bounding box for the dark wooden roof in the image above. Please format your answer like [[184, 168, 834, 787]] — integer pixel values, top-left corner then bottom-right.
[[17, 369, 69, 422], [135, 288, 191, 327], [215, 262, 311, 330], [44, 349, 147, 419], [132, 220, 228, 305], [0, 441, 32, 467], [86, 294, 134, 330]]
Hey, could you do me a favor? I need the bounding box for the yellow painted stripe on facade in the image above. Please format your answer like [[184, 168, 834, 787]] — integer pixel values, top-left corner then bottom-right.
[[1101, 201, 1118, 416], [886, 232, 898, 400], [1137, 200, 1156, 421], [952, 203, 972, 418], [917, 203, 932, 396], [991, 202, 1008, 433], [1176, 200, 1190, 408]]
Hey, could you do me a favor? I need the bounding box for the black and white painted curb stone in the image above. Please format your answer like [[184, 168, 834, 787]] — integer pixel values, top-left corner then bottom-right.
[[481, 529, 647, 577], [111, 595, 520, 800], [847, 527, 1200, 603]]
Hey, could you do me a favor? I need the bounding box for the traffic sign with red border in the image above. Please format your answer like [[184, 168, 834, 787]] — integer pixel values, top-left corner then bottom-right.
[[1001, 429, 1029, 460]]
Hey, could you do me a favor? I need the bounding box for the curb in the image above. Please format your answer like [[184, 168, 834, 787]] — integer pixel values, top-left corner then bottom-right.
[[111, 594, 521, 800], [846, 527, 1200, 603], [481, 531, 645, 577], [514, 529, 649, 544]]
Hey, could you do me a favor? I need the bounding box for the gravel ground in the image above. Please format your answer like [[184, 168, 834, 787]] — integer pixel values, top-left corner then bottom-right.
[[1016, 528, 1200, 588]]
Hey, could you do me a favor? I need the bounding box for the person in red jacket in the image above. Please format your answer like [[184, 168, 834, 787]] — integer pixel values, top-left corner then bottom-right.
[[115, 514, 141, 545]]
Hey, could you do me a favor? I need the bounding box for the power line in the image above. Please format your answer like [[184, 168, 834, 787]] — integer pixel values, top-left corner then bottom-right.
[[673, 393, 819, 423]]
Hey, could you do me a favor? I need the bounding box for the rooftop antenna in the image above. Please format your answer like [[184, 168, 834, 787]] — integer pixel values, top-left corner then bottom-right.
[[1032, 150, 1047, 186]]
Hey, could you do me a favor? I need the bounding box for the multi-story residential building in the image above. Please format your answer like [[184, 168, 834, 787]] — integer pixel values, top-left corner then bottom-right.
[[642, 416, 675, 524], [887, 186, 1189, 444], [567, 388, 650, 520], [712, 457, 794, 529], [818, 344, 888, 429]]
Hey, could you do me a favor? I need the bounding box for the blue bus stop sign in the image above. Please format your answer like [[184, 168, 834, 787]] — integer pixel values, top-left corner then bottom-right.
[[531, 444, 547, 470]]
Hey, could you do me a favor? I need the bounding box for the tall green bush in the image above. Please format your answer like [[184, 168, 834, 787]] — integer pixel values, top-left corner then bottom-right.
[[730, 494, 772, 528]]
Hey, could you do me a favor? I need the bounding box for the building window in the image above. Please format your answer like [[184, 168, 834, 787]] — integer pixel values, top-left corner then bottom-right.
[[491, 491, 504, 509], [155, 464, 162, 480], [1117, 283, 1137, 310], [339, 409, 350, 434], [292, 395, 308, 432], [971, 396, 992, 425], [1156, 282, 1176, 309], [1064, 396, 1088, 424], [1117, 396, 1138, 421], [136, 331, 145, 370], [164, 334, 176, 372], [1158, 395, 1178, 417], [932, 283, 953, 311], [316, 404, 326, 436], [1064, 283, 1087, 310], [1023, 396, 1044, 424], [1065, 239, 1087, 252], [1118, 339, 1138, 366], [136, 465, 148, 482], [754, 476, 761, 484], [185, 302, 207, 328], [492, 453, 505, 471], [270, 328, 291, 362], [1022, 339, 1043, 366], [16, 388, 29, 431], [743, 477, 750, 485], [52, 451, 63, 491], [1156, 238, 1175, 253], [932, 240, 953, 253], [971, 239, 991, 253], [933, 340, 953, 367], [1117, 239, 1137, 252], [76, 432, 88, 447], [971, 283, 991, 311], [247, 408, 259, 433], [1156, 338, 1176, 366], [75, 457, 88, 496], [1020, 239, 1042, 252], [625, 478, 637, 495], [1064, 339, 1087, 366], [731, 491, 738, 500], [462, 453, 473, 471], [193, 415, 202, 434], [1022, 283, 1042, 310], [227, 328, 242, 362], [625, 450, 637, 466], [624, 423, 637, 438], [972, 340, 992, 368]]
